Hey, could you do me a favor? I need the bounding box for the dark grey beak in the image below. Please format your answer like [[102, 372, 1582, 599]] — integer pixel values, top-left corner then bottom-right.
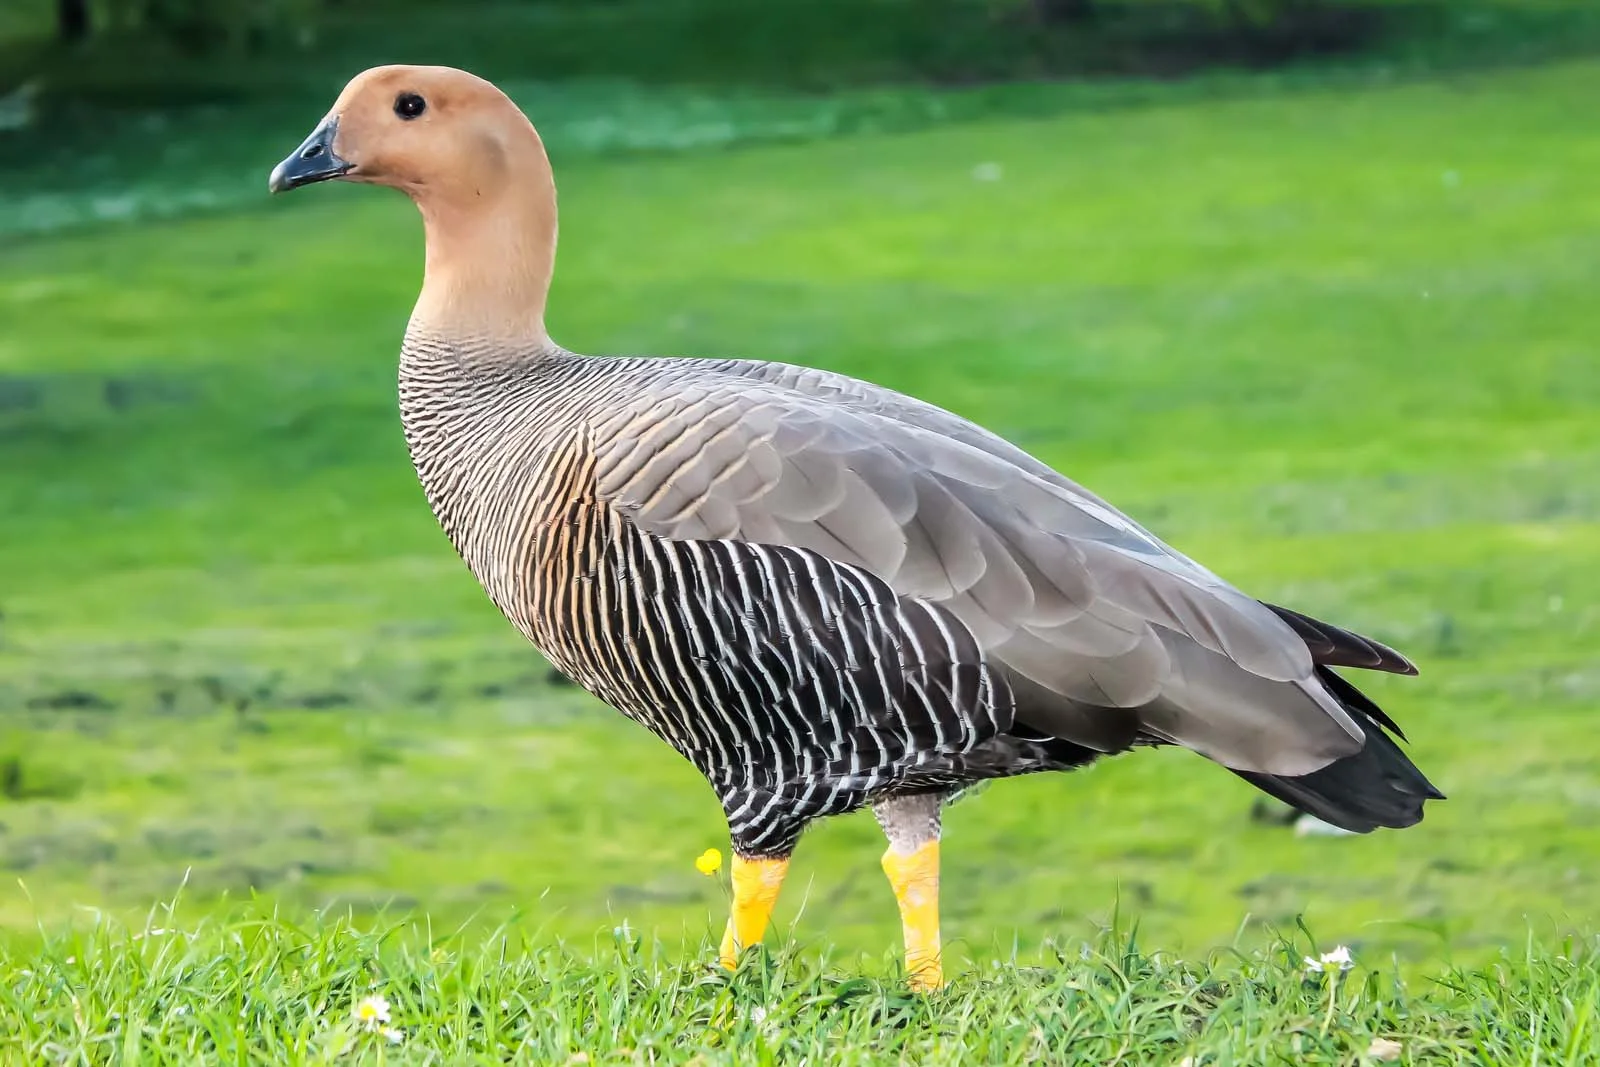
[[268, 118, 351, 193]]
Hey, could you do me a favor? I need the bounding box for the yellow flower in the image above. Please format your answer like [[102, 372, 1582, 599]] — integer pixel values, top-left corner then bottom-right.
[[695, 848, 723, 876]]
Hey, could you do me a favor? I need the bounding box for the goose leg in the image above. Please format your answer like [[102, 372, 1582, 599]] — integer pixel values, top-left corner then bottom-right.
[[873, 793, 945, 992], [718, 853, 790, 969]]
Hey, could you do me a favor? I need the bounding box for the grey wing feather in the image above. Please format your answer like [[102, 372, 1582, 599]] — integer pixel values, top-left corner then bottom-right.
[[592, 362, 1363, 776]]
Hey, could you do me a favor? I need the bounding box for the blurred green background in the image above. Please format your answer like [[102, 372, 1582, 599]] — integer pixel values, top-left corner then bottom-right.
[[0, 0, 1596, 973]]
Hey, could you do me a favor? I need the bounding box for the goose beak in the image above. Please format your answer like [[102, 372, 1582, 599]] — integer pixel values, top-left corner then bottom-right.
[[269, 118, 351, 193]]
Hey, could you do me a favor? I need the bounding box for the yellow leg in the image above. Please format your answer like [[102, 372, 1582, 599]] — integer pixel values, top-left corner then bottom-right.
[[881, 840, 943, 991], [718, 854, 790, 970]]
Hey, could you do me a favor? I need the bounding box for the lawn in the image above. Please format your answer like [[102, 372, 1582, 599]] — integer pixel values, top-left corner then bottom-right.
[[0, 47, 1598, 1062], [5, 913, 1598, 1063]]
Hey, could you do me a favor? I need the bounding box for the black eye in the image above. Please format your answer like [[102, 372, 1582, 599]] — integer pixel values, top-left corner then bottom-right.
[[394, 92, 426, 120]]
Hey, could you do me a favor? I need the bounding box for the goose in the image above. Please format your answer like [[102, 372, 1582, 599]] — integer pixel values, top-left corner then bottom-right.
[[269, 65, 1441, 990]]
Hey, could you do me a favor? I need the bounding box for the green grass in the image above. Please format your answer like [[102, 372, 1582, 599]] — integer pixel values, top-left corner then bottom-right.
[[8, 2, 1600, 240], [1, 46, 1598, 1059], [3, 911, 1598, 1064]]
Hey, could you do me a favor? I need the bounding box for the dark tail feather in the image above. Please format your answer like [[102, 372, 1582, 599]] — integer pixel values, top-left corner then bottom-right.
[[1262, 602, 1419, 677], [1232, 667, 1444, 832]]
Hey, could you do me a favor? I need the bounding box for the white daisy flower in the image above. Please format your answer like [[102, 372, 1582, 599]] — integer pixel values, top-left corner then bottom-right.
[[1303, 945, 1354, 975], [354, 994, 391, 1031]]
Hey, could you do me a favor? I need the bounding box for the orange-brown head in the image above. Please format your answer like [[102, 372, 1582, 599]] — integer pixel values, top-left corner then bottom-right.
[[270, 65, 558, 342]]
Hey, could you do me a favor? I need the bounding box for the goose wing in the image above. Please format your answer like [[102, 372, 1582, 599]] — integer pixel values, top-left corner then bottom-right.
[[591, 369, 1364, 776]]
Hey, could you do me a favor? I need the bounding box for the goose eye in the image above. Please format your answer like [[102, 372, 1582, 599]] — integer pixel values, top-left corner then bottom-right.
[[394, 93, 426, 120]]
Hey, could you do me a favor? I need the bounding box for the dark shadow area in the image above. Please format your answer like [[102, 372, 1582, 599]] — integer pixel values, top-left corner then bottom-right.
[[4, 1, 1599, 111]]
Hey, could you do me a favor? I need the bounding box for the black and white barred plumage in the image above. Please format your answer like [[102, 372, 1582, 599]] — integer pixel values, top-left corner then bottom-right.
[[398, 331, 1440, 856]]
